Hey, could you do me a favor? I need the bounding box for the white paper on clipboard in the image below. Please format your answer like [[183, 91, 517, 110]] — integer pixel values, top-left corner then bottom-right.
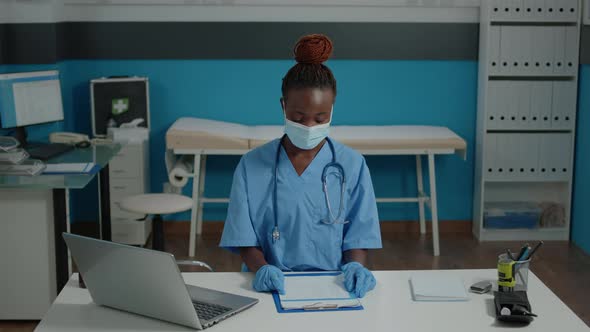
[[278, 274, 361, 310]]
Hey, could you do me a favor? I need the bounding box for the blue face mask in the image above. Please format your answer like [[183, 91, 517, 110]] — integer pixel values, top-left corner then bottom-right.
[[284, 106, 332, 150]]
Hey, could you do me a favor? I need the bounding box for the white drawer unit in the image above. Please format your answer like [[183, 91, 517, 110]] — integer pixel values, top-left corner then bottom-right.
[[108, 139, 151, 245], [110, 144, 146, 179]]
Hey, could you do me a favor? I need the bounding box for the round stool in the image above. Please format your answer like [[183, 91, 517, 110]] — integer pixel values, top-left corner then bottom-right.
[[119, 193, 193, 251]]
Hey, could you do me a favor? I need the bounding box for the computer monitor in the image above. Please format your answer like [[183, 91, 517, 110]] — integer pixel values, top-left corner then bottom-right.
[[0, 70, 64, 146]]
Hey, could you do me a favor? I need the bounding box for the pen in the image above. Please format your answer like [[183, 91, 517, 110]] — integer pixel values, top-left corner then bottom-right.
[[527, 241, 544, 260], [516, 243, 529, 261], [506, 249, 516, 261], [512, 304, 538, 317], [518, 246, 531, 261]]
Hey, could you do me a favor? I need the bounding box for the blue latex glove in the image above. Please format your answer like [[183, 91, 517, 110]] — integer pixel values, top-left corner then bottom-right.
[[252, 265, 285, 294], [341, 262, 376, 298]]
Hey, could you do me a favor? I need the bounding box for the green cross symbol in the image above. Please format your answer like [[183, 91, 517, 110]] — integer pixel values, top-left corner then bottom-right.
[[112, 98, 129, 115]]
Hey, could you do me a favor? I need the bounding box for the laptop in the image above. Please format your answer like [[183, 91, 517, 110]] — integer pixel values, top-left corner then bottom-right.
[[63, 233, 258, 329]]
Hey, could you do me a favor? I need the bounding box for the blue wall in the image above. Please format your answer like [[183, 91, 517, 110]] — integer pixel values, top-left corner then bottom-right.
[[3, 60, 589, 254], [2, 60, 477, 222], [572, 65, 590, 255]]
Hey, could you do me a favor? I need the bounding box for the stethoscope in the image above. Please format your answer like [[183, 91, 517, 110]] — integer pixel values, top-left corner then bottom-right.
[[272, 136, 348, 244]]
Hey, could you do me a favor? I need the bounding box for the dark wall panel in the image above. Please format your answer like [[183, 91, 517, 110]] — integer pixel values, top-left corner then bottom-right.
[[2, 22, 589, 64], [2, 23, 57, 64], [0, 24, 5, 64], [581, 26, 590, 65], [59, 22, 479, 60], [1, 22, 479, 63]]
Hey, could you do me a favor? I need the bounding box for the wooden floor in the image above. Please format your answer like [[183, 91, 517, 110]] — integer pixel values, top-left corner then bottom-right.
[[3, 227, 590, 331]]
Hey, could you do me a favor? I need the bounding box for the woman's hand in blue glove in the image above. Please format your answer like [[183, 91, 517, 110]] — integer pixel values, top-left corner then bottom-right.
[[341, 262, 376, 298], [252, 265, 285, 294]]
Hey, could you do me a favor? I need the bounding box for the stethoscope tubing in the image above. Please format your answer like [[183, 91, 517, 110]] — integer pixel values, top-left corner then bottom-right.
[[272, 136, 347, 244]]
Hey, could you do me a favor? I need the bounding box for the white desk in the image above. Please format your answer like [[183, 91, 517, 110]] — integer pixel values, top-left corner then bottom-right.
[[0, 145, 121, 319], [35, 269, 589, 331]]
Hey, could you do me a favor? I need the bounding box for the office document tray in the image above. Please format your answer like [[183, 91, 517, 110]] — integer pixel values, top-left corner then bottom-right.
[[0, 159, 46, 176]]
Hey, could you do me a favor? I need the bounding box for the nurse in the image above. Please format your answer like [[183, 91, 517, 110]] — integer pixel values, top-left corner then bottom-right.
[[219, 34, 382, 298]]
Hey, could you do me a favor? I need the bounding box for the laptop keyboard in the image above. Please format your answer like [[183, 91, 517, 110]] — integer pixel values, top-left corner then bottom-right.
[[193, 301, 232, 322]]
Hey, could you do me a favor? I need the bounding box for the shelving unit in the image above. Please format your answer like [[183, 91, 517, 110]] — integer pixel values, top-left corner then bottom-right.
[[473, 0, 582, 241]]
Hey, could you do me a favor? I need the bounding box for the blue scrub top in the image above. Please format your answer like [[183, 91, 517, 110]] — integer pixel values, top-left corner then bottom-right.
[[219, 138, 382, 271]]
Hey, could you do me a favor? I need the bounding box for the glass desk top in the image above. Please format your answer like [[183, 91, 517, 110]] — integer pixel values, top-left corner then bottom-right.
[[0, 144, 121, 189]]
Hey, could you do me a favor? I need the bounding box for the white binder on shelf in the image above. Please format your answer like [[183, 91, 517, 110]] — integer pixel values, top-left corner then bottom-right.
[[553, 0, 565, 21], [564, 0, 579, 22], [531, 0, 546, 21], [490, 0, 506, 21], [541, 26, 556, 75], [509, 27, 522, 73], [547, 134, 564, 180], [510, 29, 523, 75], [531, 82, 553, 129], [516, 82, 532, 130], [530, 28, 544, 74], [515, 134, 529, 180], [555, 133, 573, 179], [518, 133, 528, 179], [557, 0, 578, 22], [538, 133, 568, 181], [524, 133, 540, 180], [522, 0, 537, 20], [564, 26, 579, 76], [553, 27, 567, 75], [545, 0, 558, 20], [496, 134, 510, 178], [508, 0, 524, 21], [504, 133, 519, 180], [499, 26, 513, 74], [496, 83, 509, 127], [488, 26, 502, 75], [486, 81, 500, 129], [520, 27, 534, 75], [507, 81, 520, 128], [484, 134, 498, 180], [551, 80, 576, 130]]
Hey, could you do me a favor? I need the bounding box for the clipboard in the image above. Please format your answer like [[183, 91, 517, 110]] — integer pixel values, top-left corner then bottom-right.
[[272, 272, 364, 313]]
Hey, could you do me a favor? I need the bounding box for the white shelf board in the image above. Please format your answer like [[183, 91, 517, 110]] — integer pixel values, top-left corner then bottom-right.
[[483, 178, 572, 183], [478, 227, 569, 241]]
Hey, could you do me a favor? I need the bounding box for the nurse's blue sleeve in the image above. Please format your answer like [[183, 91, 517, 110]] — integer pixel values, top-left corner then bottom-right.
[[342, 158, 382, 251], [219, 158, 259, 253]]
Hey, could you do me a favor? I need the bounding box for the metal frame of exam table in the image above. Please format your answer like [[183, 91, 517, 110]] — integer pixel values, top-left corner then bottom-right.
[[173, 146, 461, 257]]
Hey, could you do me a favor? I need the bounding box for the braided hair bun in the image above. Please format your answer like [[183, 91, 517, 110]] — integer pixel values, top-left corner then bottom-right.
[[293, 34, 333, 64], [281, 33, 337, 97]]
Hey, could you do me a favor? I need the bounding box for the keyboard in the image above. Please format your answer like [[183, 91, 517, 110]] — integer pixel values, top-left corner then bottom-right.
[[192, 301, 232, 322], [26, 143, 74, 160]]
